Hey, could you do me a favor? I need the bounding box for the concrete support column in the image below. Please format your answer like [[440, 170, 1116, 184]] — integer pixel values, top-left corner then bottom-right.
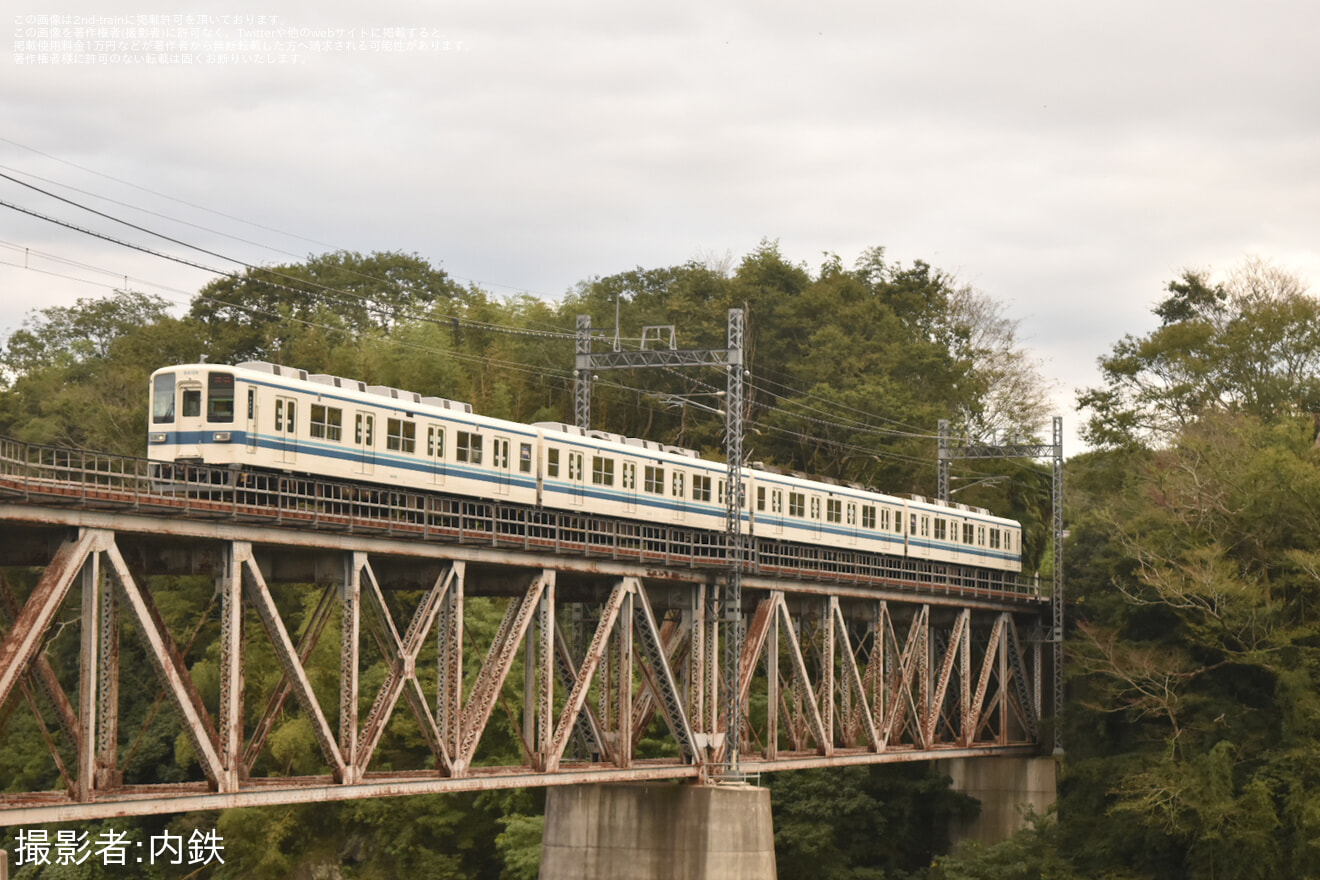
[[941, 756, 1058, 845], [540, 783, 776, 880]]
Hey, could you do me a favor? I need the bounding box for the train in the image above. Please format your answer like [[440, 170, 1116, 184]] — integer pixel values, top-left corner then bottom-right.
[[147, 361, 1022, 576]]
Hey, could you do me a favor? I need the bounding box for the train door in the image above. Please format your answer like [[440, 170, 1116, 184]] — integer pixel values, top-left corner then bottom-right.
[[244, 387, 258, 454], [770, 488, 784, 536], [846, 502, 858, 546], [492, 436, 512, 495], [426, 425, 446, 486], [621, 460, 638, 514], [671, 471, 686, 521], [274, 395, 298, 465], [355, 411, 376, 476], [809, 495, 822, 539], [567, 450, 585, 506]]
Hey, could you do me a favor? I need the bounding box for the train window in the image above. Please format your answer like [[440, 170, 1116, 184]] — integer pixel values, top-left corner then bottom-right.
[[547, 448, 560, 477], [826, 499, 842, 523], [989, 528, 1001, 549], [717, 480, 725, 505], [183, 389, 202, 418], [311, 406, 343, 441], [789, 492, 804, 517], [387, 418, 416, 453], [152, 373, 175, 423], [934, 519, 947, 540], [909, 513, 917, 535], [672, 472, 685, 497], [692, 474, 711, 502], [644, 465, 663, 493], [274, 398, 283, 430], [247, 389, 255, 419], [591, 456, 615, 486], [757, 487, 766, 511], [862, 505, 876, 529], [520, 443, 533, 473], [457, 431, 483, 464], [963, 523, 974, 544], [207, 373, 235, 423], [428, 426, 445, 457]]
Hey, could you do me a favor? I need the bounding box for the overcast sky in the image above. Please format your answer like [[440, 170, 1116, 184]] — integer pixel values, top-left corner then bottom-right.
[[4, 0, 1319, 455]]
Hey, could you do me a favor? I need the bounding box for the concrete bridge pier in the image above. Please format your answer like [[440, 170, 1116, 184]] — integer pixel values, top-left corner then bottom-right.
[[941, 756, 1058, 845], [539, 782, 777, 880]]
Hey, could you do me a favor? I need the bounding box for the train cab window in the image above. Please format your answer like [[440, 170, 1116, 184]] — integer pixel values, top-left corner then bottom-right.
[[672, 472, 685, 497], [274, 398, 283, 430], [247, 389, 255, 419], [387, 418, 416, 453], [520, 443, 533, 473], [207, 373, 235, 423], [826, 499, 842, 523], [692, 474, 711, 502], [547, 448, 560, 477], [311, 405, 343, 441], [645, 465, 664, 494], [934, 518, 947, 541], [183, 389, 202, 418], [591, 456, 615, 486], [909, 513, 917, 535], [862, 505, 876, 529], [152, 373, 176, 423], [457, 431, 483, 464], [428, 426, 445, 457]]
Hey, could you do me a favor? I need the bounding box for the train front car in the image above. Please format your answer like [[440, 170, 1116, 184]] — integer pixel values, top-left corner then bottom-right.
[[148, 364, 243, 484]]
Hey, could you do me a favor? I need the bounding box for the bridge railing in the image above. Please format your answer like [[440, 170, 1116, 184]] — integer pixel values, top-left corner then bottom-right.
[[0, 435, 1041, 601]]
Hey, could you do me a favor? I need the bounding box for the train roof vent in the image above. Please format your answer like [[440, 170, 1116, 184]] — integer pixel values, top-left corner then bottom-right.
[[955, 503, 971, 511], [588, 430, 626, 444], [533, 422, 587, 436], [309, 373, 366, 392], [624, 437, 665, 451], [421, 396, 473, 414], [238, 361, 308, 380], [366, 385, 422, 403], [665, 445, 701, 459], [907, 494, 928, 503]]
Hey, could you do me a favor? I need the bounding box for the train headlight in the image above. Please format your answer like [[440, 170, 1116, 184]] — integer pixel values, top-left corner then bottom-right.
[[149, 433, 167, 444], [212, 432, 232, 442]]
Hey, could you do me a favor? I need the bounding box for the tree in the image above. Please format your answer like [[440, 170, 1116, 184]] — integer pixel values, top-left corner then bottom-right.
[[1079, 258, 1320, 449]]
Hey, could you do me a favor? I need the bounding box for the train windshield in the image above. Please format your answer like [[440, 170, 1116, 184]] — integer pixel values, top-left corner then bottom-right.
[[208, 372, 235, 423], [152, 373, 175, 423]]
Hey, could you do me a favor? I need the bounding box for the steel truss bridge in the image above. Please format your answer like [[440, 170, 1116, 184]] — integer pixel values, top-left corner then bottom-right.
[[0, 438, 1049, 826]]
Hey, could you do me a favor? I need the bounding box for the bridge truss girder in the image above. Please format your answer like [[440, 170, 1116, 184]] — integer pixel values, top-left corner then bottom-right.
[[0, 517, 1042, 826]]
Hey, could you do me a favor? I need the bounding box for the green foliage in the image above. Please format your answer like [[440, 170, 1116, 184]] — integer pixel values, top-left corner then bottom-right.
[[770, 764, 977, 880]]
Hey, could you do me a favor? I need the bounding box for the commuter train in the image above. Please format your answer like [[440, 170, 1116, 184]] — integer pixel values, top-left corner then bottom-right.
[[147, 362, 1022, 575]]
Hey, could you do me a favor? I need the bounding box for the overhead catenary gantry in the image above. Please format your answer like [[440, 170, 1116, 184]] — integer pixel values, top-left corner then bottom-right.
[[574, 309, 747, 773]]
